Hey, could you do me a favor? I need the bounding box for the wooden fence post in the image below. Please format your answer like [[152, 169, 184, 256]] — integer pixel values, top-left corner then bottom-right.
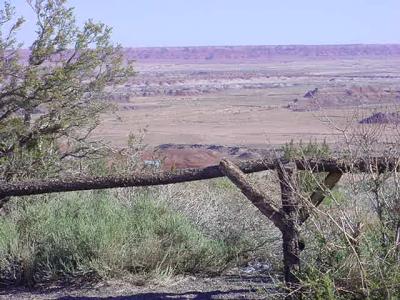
[[219, 159, 303, 296], [220, 159, 344, 299], [276, 162, 301, 291]]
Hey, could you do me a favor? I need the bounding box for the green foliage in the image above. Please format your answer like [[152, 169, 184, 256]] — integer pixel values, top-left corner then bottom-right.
[[301, 180, 400, 299], [282, 139, 332, 195], [210, 177, 235, 191], [281, 141, 400, 298], [0, 0, 134, 181], [323, 189, 346, 207], [300, 270, 337, 300], [302, 227, 400, 299], [282, 139, 331, 160], [0, 190, 240, 285]]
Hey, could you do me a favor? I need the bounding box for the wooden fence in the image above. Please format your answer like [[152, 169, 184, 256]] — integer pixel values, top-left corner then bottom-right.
[[1, 157, 398, 198], [1, 156, 399, 296]]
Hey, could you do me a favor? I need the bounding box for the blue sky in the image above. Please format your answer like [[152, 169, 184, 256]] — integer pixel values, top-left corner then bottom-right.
[[7, 0, 400, 47]]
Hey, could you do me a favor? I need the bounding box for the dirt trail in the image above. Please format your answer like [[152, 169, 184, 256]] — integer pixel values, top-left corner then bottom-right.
[[0, 273, 280, 299]]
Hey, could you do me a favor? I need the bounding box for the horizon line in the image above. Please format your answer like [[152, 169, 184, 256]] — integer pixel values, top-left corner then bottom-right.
[[118, 43, 400, 49]]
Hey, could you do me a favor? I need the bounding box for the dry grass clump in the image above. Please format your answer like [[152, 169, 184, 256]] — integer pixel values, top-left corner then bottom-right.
[[0, 189, 235, 286], [281, 124, 400, 298], [299, 178, 400, 299], [151, 176, 281, 248]]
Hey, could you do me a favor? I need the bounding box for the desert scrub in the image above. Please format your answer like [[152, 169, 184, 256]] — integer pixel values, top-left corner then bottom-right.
[[300, 181, 400, 299], [0, 189, 242, 286], [280, 140, 400, 298], [150, 177, 282, 264]]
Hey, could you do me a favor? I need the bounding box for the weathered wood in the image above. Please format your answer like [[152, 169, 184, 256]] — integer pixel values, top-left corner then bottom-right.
[[277, 162, 299, 224], [219, 159, 286, 230], [0, 161, 258, 198], [299, 171, 343, 224], [293, 157, 400, 174], [220, 159, 302, 295], [276, 162, 301, 290], [0, 157, 398, 199]]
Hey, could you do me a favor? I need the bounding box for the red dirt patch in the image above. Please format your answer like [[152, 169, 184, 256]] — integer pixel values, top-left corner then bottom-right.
[[141, 144, 273, 170]]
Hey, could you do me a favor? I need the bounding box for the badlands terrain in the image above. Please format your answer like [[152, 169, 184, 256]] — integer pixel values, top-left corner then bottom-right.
[[93, 45, 400, 168]]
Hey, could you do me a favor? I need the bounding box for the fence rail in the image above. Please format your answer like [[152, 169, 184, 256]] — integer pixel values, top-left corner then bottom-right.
[[1, 156, 398, 198]]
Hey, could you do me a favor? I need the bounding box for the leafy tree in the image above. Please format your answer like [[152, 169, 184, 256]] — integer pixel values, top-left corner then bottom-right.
[[0, 0, 134, 182]]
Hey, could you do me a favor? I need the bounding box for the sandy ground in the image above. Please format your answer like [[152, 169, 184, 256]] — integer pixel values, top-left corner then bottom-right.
[[96, 91, 346, 147], [94, 58, 400, 149]]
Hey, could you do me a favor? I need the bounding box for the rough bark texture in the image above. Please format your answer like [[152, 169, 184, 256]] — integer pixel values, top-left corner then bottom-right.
[[219, 159, 286, 230], [0, 157, 397, 199], [276, 162, 301, 289], [220, 159, 302, 296]]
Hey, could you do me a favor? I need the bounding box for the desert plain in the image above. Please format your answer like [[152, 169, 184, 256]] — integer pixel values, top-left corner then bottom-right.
[[93, 45, 400, 167]]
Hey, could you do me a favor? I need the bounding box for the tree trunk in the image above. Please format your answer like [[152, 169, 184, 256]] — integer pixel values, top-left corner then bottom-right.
[[282, 227, 301, 285]]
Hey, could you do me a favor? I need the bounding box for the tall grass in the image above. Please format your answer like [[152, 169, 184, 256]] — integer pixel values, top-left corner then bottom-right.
[[0, 189, 245, 286], [282, 140, 400, 299]]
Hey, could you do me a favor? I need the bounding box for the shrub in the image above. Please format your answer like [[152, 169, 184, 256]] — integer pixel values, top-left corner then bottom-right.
[[0, 189, 241, 286], [281, 140, 400, 298]]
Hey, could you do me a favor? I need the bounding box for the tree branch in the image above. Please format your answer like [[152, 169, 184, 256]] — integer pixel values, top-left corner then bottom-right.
[[219, 159, 286, 230]]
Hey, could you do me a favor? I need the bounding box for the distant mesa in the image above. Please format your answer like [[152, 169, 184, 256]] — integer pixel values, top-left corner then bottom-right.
[[289, 85, 399, 111], [17, 44, 400, 64], [121, 44, 400, 63], [359, 112, 400, 124], [121, 104, 135, 111], [304, 88, 319, 98]]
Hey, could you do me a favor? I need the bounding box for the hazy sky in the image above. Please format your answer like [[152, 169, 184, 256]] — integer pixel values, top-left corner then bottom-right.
[[7, 0, 400, 47]]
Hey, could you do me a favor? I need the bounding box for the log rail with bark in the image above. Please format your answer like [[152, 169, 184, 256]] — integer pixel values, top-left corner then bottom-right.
[[0, 157, 398, 198]]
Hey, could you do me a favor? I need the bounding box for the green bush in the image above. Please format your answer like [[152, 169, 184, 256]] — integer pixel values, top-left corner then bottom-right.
[[301, 183, 400, 299], [0, 190, 241, 286], [282, 139, 331, 160]]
